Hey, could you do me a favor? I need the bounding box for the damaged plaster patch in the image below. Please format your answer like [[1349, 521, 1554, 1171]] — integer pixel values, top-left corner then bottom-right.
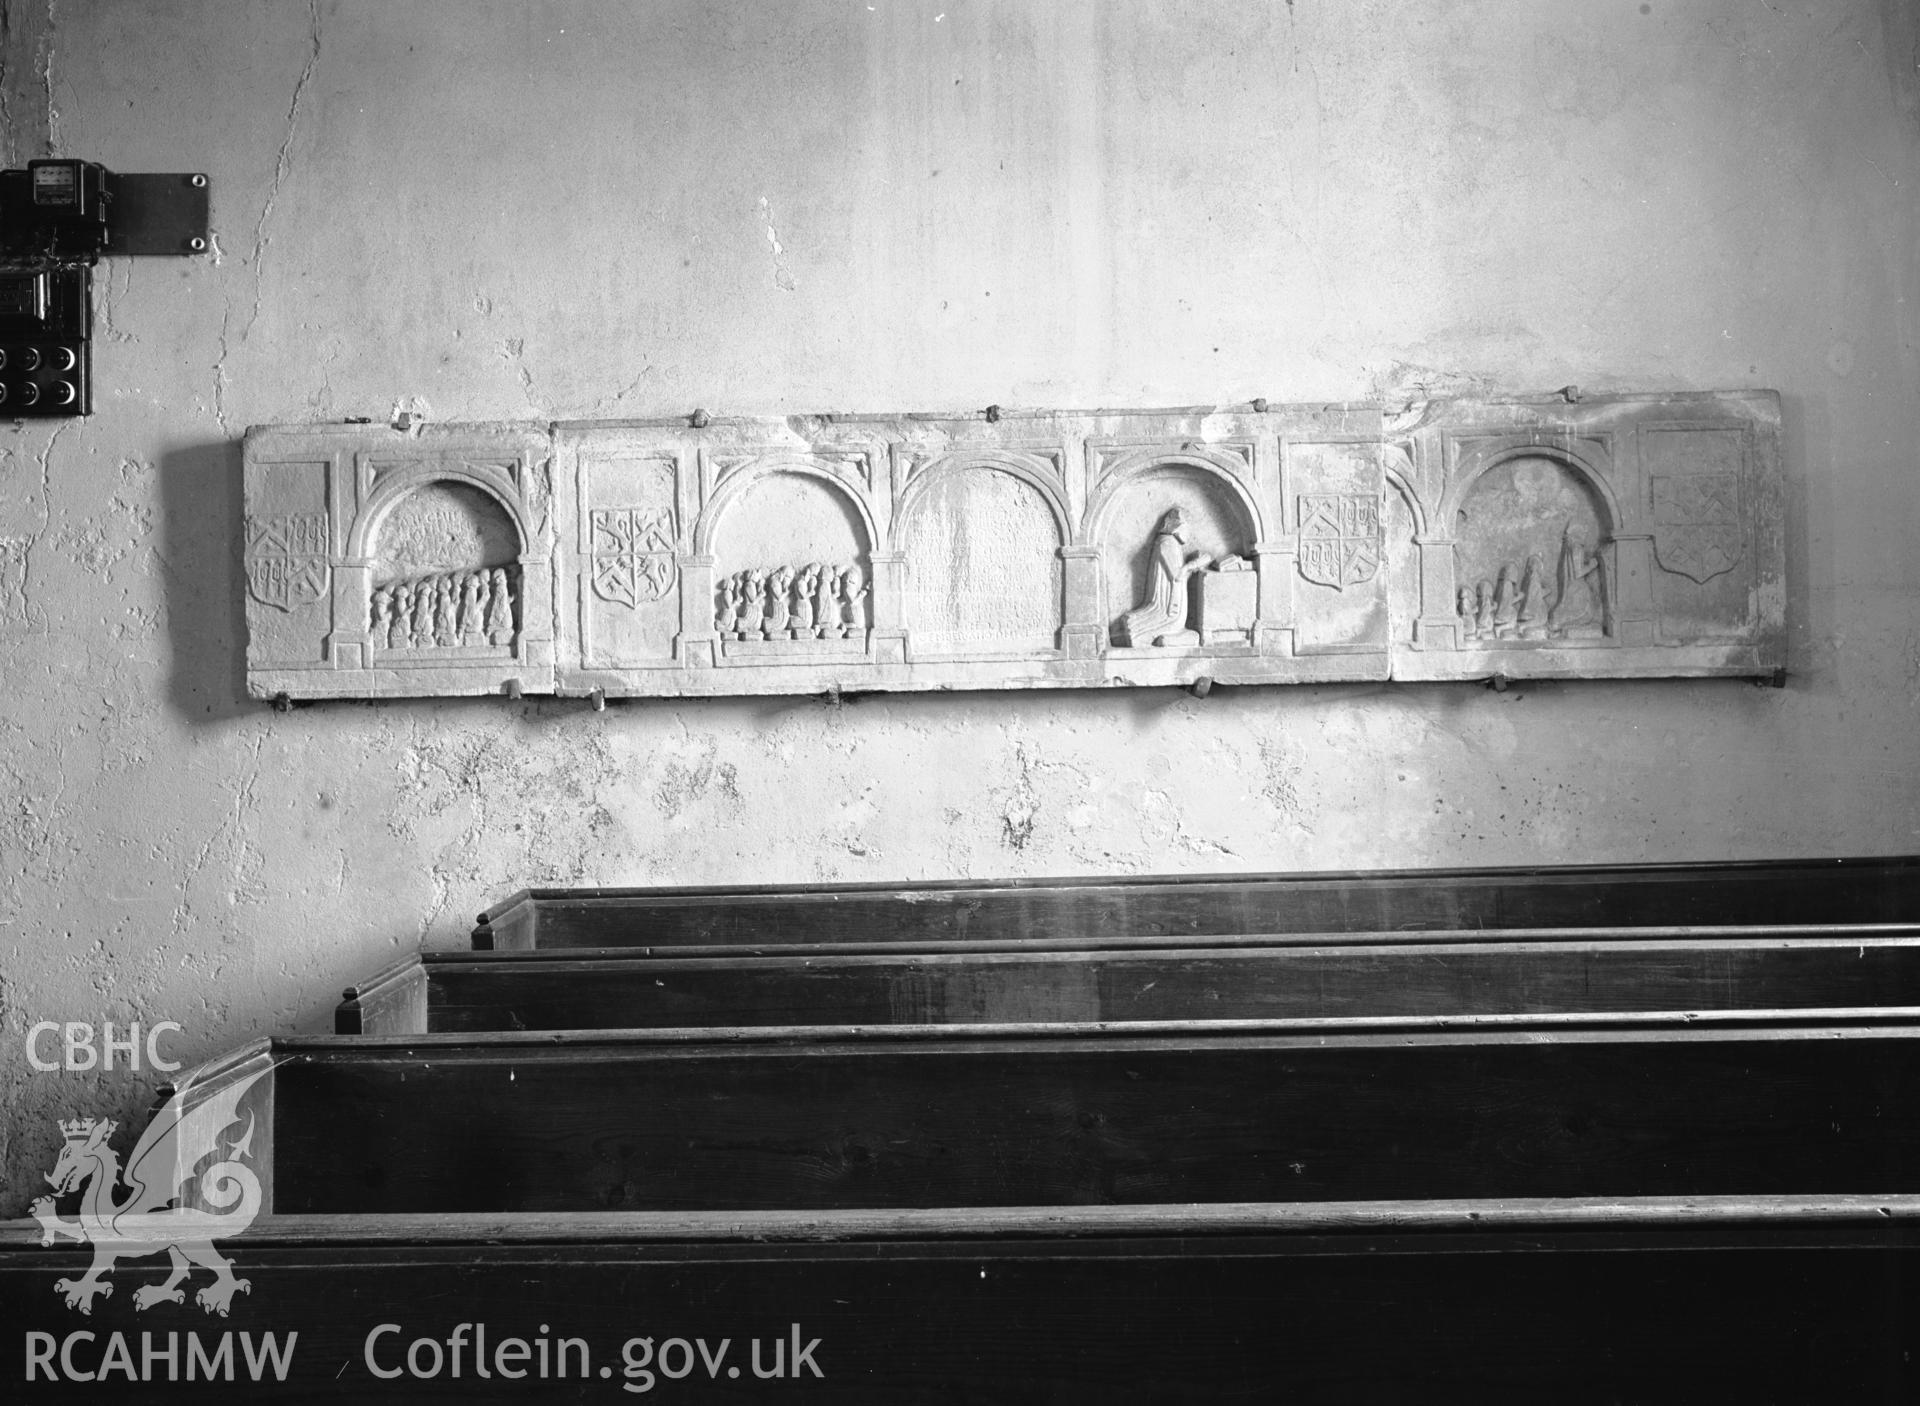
[[501, 338, 542, 412], [54, 472, 153, 576], [832, 781, 881, 858], [652, 733, 741, 822], [1257, 736, 1314, 833], [758, 196, 797, 292], [1366, 360, 1499, 410], [996, 742, 1040, 851], [390, 713, 626, 940], [0, 537, 29, 630], [1138, 785, 1238, 860]]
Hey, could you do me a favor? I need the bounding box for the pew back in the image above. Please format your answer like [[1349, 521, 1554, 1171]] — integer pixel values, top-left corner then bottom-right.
[[202, 1015, 1920, 1216], [472, 856, 1920, 951], [344, 929, 1920, 1034]]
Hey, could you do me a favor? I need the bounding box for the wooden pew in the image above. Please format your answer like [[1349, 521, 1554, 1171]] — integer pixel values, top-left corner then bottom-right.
[[7, 1200, 1919, 1400], [472, 855, 1920, 950], [181, 1015, 1920, 1216], [342, 927, 1920, 1034], [16, 860, 1920, 1399]]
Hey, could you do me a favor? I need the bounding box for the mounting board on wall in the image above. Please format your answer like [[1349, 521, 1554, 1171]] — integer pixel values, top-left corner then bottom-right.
[[241, 392, 1783, 701]]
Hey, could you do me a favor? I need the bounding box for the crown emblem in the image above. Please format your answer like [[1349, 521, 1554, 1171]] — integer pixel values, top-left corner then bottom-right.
[[58, 1117, 113, 1142]]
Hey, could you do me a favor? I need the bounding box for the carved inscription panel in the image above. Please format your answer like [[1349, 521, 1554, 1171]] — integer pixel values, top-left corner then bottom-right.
[[243, 393, 1782, 699]]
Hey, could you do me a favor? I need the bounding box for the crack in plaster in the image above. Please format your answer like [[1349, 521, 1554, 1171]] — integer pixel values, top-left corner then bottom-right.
[[169, 729, 266, 944], [758, 195, 797, 292], [246, 0, 321, 341], [38, 0, 53, 155], [95, 259, 133, 345], [216, 0, 320, 434], [0, 4, 13, 168], [11, 419, 72, 635], [588, 360, 655, 415]]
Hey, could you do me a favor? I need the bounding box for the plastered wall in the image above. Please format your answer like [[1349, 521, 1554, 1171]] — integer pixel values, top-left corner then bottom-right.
[[1, 0, 1916, 1213]]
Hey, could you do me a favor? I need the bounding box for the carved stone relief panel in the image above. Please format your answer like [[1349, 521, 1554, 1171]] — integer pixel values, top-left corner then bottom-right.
[[898, 452, 1067, 660], [577, 453, 681, 669], [244, 458, 333, 669], [1092, 452, 1257, 653], [244, 426, 555, 698], [1283, 438, 1390, 662], [1385, 391, 1782, 681], [1641, 424, 1774, 644], [243, 393, 1782, 700]]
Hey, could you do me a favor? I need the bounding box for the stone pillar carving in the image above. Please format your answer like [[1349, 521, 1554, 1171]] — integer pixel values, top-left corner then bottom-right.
[[1058, 545, 1105, 659], [869, 550, 907, 664], [1412, 536, 1459, 651], [678, 553, 717, 666], [1251, 540, 1294, 655], [327, 561, 372, 670], [1607, 533, 1656, 645]]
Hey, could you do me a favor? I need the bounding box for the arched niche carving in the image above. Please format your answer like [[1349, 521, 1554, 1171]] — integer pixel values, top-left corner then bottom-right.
[[360, 478, 528, 654], [1384, 475, 1423, 647], [896, 452, 1069, 657], [699, 463, 876, 649], [1448, 448, 1616, 645], [1382, 446, 1428, 540], [1087, 460, 1260, 649]]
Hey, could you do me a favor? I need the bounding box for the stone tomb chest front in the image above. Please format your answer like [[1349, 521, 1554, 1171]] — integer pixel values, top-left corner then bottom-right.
[[242, 392, 1782, 700]]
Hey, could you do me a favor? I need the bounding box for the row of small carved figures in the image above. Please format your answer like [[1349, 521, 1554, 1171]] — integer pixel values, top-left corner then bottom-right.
[[1456, 549, 1603, 642], [716, 564, 869, 640], [370, 568, 517, 650]]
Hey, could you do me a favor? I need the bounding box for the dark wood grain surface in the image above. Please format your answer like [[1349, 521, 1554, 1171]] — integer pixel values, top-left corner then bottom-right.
[[474, 856, 1920, 949], [344, 935, 1920, 1033], [6, 1213, 1916, 1402], [266, 1021, 1920, 1214]]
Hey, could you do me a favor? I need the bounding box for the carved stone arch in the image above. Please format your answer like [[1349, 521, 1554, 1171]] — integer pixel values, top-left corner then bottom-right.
[[1384, 461, 1427, 540], [1445, 440, 1621, 648], [693, 455, 883, 558], [348, 464, 534, 562], [1441, 441, 1623, 538], [893, 449, 1071, 659], [896, 449, 1072, 546], [1082, 449, 1266, 549]]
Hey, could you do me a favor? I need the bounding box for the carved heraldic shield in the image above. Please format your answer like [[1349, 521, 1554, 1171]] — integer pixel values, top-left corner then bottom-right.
[[1296, 493, 1382, 590], [1651, 474, 1741, 584], [590, 507, 676, 608], [244, 513, 330, 611]]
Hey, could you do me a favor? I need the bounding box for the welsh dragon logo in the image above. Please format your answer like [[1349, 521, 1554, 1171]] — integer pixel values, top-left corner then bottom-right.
[[29, 1068, 266, 1316]]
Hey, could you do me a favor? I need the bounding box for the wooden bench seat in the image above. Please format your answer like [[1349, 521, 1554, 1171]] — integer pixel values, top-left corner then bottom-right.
[[342, 927, 1920, 1034], [184, 1014, 1920, 1216], [473, 855, 1920, 950]]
